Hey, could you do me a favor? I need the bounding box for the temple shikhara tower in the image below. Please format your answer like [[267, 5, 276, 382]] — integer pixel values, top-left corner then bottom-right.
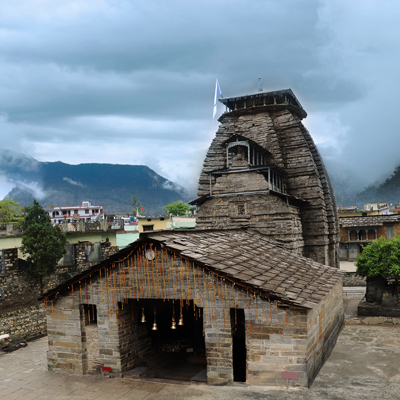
[[194, 88, 339, 268]]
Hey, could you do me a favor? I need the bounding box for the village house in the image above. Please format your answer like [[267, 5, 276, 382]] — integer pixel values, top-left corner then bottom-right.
[[339, 214, 400, 261], [44, 201, 105, 225], [138, 216, 196, 232], [41, 87, 344, 388]]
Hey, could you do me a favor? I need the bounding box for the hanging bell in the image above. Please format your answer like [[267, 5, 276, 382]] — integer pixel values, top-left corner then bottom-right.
[[152, 311, 158, 330], [178, 316, 184, 326], [141, 308, 146, 323], [171, 317, 177, 330]]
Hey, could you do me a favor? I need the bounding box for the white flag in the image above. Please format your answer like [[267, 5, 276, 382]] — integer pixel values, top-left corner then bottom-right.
[[213, 79, 222, 119]]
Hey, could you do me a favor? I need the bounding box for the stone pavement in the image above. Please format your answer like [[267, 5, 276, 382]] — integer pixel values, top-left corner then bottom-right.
[[340, 261, 357, 272], [1, 323, 400, 400]]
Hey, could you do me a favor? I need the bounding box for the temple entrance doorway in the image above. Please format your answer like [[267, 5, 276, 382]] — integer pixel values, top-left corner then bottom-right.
[[128, 299, 206, 382], [231, 308, 246, 382]]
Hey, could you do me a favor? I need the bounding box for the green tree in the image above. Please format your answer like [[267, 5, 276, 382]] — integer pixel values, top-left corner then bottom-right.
[[356, 236, 400, 284], [20, 199, 67, 291], [165, 201, 190, 216], [131, 195, 145, 216], [0, 197, 23, 224]]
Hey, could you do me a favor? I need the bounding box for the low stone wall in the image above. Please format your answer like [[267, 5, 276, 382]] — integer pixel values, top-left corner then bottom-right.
[[0, 243, 119, 312], [0, 304, 46, 344], [343, 272, 366, 287]]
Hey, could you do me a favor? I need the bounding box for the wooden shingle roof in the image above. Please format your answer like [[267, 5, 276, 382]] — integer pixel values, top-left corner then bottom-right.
[[143, 229, 344, 309]]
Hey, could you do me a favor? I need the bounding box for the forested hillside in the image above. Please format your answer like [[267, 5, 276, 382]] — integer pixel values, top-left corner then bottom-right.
[[1, 149, 187, 214]]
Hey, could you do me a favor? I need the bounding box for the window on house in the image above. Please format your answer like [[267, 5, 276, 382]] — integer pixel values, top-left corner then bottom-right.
[[85, 209, 89, 214], [387, 225, 394, 239], [143, 225, 154, 231]]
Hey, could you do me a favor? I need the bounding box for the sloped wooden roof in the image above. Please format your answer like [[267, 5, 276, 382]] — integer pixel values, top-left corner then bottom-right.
[[143, 229, 344, 309], [41, 229, 343, 309], [339, 215, 400, 228]]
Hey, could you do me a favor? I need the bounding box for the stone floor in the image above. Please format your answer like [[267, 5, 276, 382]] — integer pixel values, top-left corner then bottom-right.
[[1, 322, 400, 400], [340, 261, 357, 272]]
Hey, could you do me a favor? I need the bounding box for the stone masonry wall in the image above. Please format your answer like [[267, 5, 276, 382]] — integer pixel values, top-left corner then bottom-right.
[[117, 301, 153, 373], [0, 248, 39, 310], [306, 280, 344, 386], [196, 193, 304, 253], [0, 304, 47, 344], [46, 299, 86, 375], [343, 272, 366, 287], [0, 243, 118, 312], [84, 324, 100, 374], [276, 110, 334, 267], [245, 305, 309, 386], [45, 246, 341, 386]]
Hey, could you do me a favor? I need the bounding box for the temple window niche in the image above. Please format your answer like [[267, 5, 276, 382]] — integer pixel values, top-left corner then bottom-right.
[[225, 137, 269, 169]]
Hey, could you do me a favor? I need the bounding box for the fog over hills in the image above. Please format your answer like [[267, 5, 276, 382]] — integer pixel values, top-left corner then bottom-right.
[[0, 149, 187, 215], [356, 164, 400, 205], [1, 148, 397, 212]]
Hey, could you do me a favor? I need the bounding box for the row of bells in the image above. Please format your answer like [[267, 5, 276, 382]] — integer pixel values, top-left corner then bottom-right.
[[141, 309, 184, 330]]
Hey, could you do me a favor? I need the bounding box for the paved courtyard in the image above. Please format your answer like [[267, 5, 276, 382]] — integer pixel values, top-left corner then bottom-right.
[[1, 323, 400, 400]]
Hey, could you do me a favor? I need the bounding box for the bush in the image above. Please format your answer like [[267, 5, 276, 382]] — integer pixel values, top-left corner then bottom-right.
[[356, 236, 400, 283]]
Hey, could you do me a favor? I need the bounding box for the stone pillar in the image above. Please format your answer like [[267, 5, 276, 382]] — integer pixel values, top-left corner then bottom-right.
[[204, 304, 233, 385], [97, 306, 122, 377], [46, 296, 86, 375]]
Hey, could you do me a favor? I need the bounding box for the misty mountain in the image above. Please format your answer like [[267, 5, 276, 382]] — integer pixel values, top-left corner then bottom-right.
[[319, 158, 370, 207], [356, 164, 400, 204], [0, 149, 187, 215]]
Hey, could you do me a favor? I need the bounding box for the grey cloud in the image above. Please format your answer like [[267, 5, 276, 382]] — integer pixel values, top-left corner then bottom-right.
[[1, 0, 400, 198]]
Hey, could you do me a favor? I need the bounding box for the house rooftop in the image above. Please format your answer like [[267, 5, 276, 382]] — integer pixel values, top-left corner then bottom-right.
[[339, 215, 400, 227]]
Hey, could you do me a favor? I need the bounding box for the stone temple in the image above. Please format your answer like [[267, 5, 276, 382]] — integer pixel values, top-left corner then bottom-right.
[[193, 88, 339, 268], [41, 87, 344, 388]]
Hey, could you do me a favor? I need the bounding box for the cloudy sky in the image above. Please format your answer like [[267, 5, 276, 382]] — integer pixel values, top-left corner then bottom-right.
[[0, 0, 399, 199]]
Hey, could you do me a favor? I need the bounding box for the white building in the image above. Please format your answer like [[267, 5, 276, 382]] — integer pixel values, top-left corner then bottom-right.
[[44, 201, 105, 224]]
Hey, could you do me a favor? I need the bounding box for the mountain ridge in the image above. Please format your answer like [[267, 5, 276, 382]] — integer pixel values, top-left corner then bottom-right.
[[356, 164, 400, 204], [0, 149, 187, 215]]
